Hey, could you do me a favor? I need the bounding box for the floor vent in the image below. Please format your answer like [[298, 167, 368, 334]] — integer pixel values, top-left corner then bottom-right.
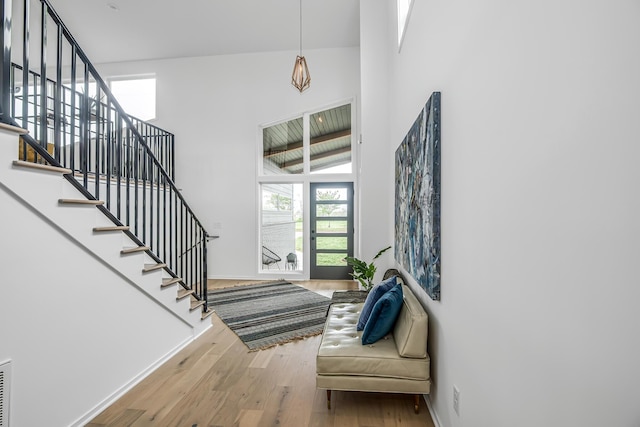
[[0, 360, 11, 427]]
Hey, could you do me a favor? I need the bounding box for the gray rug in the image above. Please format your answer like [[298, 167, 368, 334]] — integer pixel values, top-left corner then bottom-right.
[[207, 281, 331, 351]]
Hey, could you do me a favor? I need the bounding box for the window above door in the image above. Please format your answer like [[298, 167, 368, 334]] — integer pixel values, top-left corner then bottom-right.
[[261, 103, 352, 176]]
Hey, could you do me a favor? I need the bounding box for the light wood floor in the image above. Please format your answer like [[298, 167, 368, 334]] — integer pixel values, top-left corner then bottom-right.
[[87, 279, 436, 427]]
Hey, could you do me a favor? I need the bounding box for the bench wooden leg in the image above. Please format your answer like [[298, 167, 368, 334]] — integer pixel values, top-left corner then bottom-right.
[[414, 394, 420, 414], [326, 390, 332, 409]]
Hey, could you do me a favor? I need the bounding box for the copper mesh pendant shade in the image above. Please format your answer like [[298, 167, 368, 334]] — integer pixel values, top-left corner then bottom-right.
[[291, 0, 310, 92]]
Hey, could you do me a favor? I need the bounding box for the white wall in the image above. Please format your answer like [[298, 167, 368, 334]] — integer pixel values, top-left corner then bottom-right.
[[361, 1, 640, 426], [358, 1, 395, 273], [96, 47, 360, 279]]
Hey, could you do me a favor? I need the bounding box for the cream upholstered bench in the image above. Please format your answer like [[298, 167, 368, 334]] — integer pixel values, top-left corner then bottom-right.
[[316, 275, 431, 413]]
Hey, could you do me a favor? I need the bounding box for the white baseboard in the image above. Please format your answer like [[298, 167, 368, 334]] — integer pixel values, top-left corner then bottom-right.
[[70, 332, 203, 427], [424, 394, 442, 427]]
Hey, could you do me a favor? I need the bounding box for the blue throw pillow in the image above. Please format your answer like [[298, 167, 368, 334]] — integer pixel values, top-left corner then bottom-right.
[[361, 283, 404, 345], [356, 275, 397, 331]]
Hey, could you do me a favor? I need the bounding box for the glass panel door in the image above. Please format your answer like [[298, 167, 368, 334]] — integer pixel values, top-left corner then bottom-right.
[[310, 182, 353, 279]]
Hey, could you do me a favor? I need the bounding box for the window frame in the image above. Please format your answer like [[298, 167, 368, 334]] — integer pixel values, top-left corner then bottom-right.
[[256, 98, 358, 279]]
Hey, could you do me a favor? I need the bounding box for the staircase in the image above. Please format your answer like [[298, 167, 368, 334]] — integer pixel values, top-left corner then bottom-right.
[[0, 2, 213, 425], [0, 125, 210, 327], [0, 0, 211, 319]]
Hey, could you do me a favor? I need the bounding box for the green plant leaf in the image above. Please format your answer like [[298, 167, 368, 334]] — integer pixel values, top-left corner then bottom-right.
[[372, 245, 392, 261], [345, 246, 392, 290]]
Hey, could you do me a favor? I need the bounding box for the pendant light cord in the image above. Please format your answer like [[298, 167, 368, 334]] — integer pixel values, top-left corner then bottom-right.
[[299, 0, 303, 56]]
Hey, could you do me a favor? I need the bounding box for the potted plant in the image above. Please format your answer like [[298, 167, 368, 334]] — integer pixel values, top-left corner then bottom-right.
[[344, 246, 392, 291]]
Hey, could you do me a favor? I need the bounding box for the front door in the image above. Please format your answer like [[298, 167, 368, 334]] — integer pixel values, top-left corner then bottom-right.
[[310, 182, 354, 279]]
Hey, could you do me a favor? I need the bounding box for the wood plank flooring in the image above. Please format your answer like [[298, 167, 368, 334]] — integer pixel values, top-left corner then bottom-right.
[[87, 279, 436, 427]]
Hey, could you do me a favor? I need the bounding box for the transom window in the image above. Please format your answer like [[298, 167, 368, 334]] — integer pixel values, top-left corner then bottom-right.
[[262, 104, 352, 175]]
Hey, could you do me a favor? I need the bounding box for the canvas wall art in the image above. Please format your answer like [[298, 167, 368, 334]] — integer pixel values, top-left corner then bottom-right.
[[394, 92, 441, 300]]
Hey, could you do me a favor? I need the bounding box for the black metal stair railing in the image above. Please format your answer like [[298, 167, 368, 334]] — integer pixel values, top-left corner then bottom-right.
[[0, 0, 208, 312], [9, 64, 175, 181]]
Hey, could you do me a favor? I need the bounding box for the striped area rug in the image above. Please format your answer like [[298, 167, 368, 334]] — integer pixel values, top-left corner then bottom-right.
[[207, 280, 331, 351]]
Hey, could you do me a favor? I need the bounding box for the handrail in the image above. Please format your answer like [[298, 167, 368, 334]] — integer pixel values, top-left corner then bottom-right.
[[0, 0, 209, 311]]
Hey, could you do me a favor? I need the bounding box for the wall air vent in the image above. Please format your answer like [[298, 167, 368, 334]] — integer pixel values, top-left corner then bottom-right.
[[0, 360, 11, 427]]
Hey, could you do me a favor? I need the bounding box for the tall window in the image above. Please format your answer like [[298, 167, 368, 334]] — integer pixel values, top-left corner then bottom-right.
[[261, 183, 303, 271], [397, 0, 415, 49], [259, 102, 354, 274]]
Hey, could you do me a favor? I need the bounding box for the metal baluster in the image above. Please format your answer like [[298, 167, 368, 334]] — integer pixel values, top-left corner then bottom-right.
[[156, 159, 160, 258], [54, 24, 62, 163], [39, 2, 47, 155], [134, 133, 139, 236], [125, 127, 131, 227], [94, 85, 101, 199], [82, 62, 89, 189], [171, 134, 175, 181], [163, 165, 167, 263], [182, 204, 186, 286], [21, 0, 29, 136], [142, 136, 147, 242], [169, 186, 173, 271], [203, 231, 208, 311], [0, 0, 11, 124], [149, 154, 154, 253], [61, 85, 68, 168], [106, 106, 112, 210], [69, 48, 76, 171], [190, 214, 194, 293], [116, 112, 122, 220]]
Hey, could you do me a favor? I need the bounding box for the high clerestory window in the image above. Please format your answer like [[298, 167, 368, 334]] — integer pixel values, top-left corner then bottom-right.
[[397, 0, 415, 50]]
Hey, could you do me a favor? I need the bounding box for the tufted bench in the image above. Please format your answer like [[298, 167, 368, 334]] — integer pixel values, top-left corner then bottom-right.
[[316, 279, 431, 413]]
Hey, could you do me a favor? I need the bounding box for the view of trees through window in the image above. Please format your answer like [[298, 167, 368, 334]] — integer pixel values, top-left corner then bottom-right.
[[314, 188, 348, 266]]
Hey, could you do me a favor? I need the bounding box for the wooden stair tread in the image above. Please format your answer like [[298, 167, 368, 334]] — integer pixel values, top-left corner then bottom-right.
[[0, 122, 28, 134], [121, 246, 150, 255], [161, 277, 183, 288], [59, 198, 104, 205], [177, 289, 195, 300], [201, 308, 214, 320], [12, 160, 72, 174], [142, 263, 166, 273], [93, 225, 130, 232], [190, 300, 205, 311]]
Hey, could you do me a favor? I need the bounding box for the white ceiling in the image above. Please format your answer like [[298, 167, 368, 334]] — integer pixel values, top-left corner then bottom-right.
[[48, 0, 360, 64]]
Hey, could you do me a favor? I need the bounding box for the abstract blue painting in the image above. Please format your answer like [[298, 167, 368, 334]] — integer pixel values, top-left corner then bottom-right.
[[394, 92, 441, 300]]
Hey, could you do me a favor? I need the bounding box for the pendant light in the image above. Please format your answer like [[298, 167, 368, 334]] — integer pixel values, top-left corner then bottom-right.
[[291, 0, 310, 92]]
